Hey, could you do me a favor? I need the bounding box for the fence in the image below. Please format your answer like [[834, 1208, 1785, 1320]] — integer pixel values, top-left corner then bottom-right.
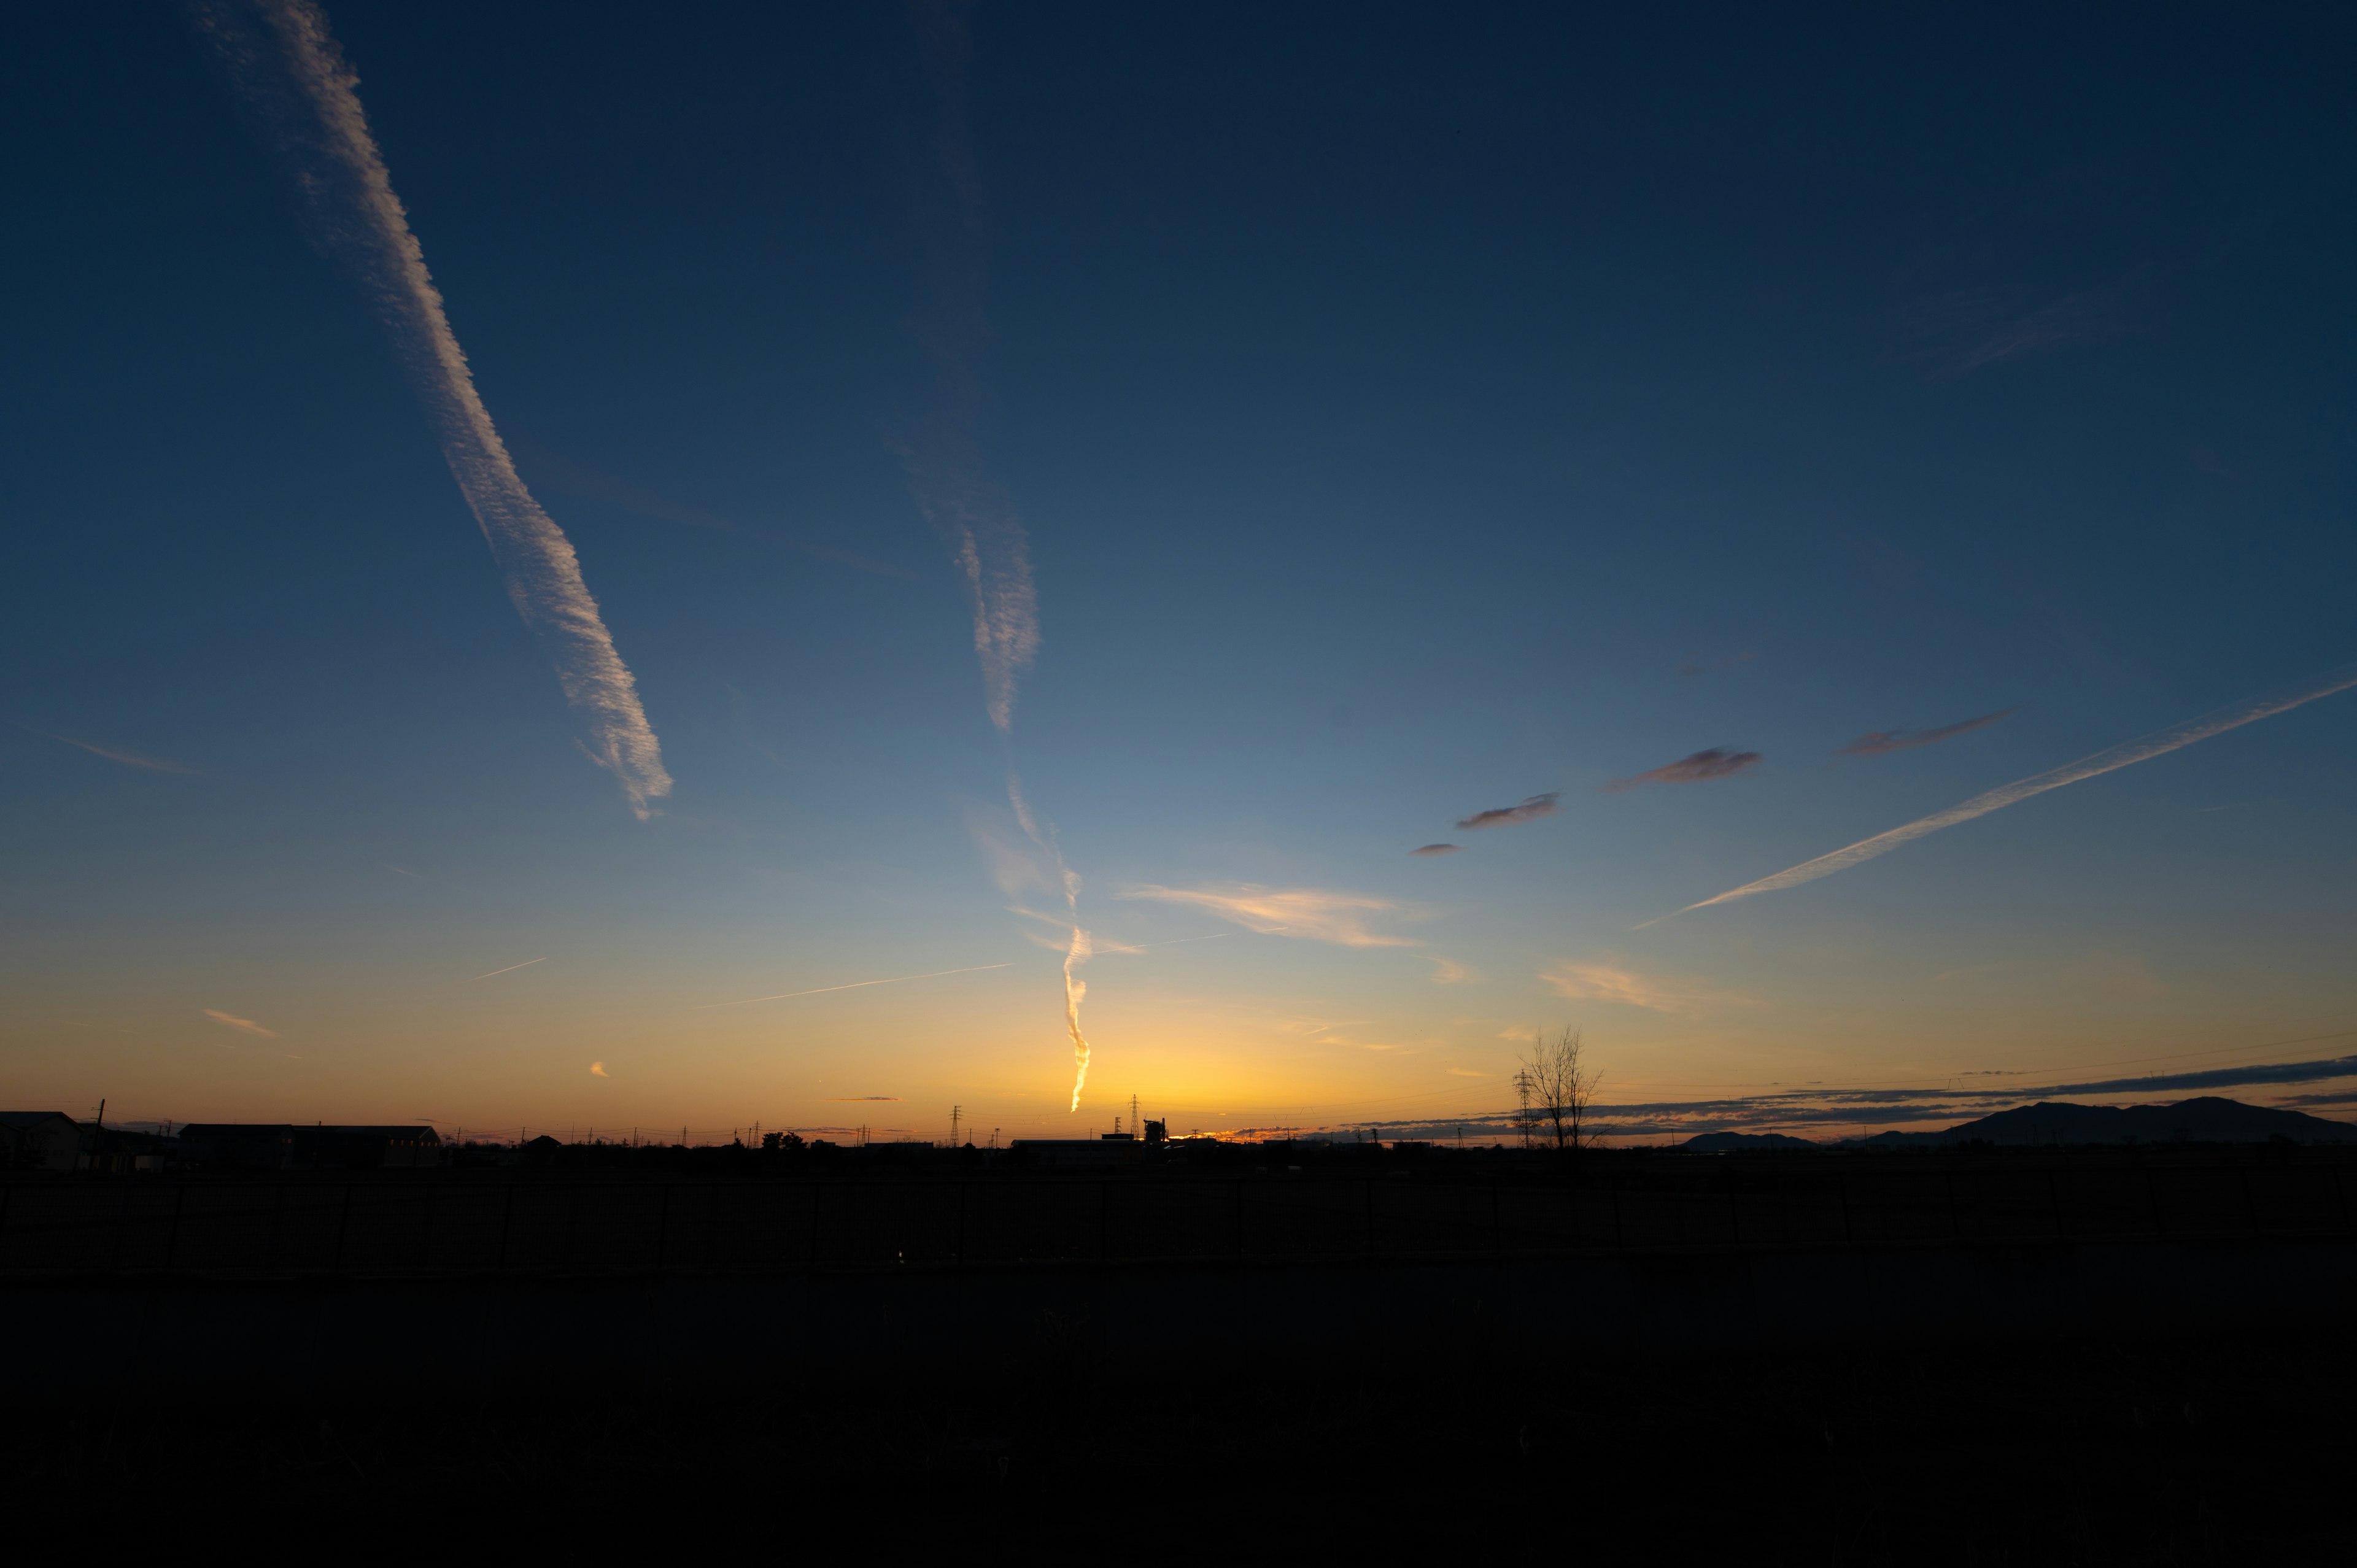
[[2, 1155, 2352, 1280]]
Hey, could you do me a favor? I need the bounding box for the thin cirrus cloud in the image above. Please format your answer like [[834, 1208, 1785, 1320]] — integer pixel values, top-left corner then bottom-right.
[[1839, 706, 2019, 757], [1120, 885, 1423, 949], [1647, 662, 2357, 925], [1409, 844, 1463, 857], [37, 732, 200, 775], [468, 957, 546, 982], [695, 964, 1013, 1010], [1455, 794, 1560, 830], [203, 1008, 279, 1039], [194, 0, 671, 819], [1541, 961, 1751, 1018], [1604, 748, 1762, 792]]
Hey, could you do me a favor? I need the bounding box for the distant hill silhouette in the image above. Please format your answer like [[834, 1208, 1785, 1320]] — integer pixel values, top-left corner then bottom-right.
[[1857, 1096, 2357, 1148], [1682, 1131, 1821, 1151]]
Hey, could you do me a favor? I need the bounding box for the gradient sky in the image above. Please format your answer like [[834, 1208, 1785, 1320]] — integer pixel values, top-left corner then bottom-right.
[[6, 2, 2355, 1142]]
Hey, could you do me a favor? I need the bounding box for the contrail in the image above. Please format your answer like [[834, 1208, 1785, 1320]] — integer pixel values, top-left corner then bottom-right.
[[908, 0, 1040, 735], [1010, 774, 1094, 1111], [468, 957, 546, 982], [696, 964, 1012, 1010], [1644, 663, 2357, 925], [1061, 924, 1092, 1110], [193, 1, 672, 819]]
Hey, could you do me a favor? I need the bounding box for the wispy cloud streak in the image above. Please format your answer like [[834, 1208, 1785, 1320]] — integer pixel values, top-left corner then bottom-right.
[[194, 0, 671, 817], [1455, 794, 1559, 830], [1839, 706, 2018, 757], [1121, 885, 1423, 949], [1606, 749, 1761, 792], [203, 1008, 279, 1039], [697, 964, 1011, 1010], [1651, 664, 2357, 923], [468, 957, 546, 982], [38, 732, 199, 775], [908, 0, 1039, 733]]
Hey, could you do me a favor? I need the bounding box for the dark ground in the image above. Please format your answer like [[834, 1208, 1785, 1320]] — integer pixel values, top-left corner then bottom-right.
[[16, 1318, 2353, 1559]]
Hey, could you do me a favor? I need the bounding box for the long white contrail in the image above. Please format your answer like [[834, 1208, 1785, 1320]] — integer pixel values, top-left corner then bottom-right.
[[696, 964, 1012, 1010], [1645, 663, 2357, 925], [195, 1, 672, 819], [1010, 774, 1094, 1110]]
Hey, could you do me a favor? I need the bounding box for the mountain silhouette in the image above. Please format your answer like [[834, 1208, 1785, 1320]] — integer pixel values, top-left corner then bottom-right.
[[1856, 1095, 2357, 1148], [1682, 1131, 1822, 1151]]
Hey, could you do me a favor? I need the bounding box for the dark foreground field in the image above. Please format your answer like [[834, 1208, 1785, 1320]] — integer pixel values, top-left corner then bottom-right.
[[14, 1319, 2356, 1559]]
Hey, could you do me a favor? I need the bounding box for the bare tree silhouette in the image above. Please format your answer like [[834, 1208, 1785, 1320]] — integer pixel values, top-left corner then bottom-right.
[[1519, 1027, 1601, 1152]]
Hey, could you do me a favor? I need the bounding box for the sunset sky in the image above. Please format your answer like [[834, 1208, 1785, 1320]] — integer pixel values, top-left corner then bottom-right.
[[5, 2, 2354, 1142]]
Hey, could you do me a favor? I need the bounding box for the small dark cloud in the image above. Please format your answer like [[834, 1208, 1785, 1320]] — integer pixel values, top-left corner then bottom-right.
[[1838, 705, 2019, 758], [1409, 843, 1463, 857], [1603, 749, 1761, 792], [1676, 649, 1758, 679], [1453, 794, 1560, 832]]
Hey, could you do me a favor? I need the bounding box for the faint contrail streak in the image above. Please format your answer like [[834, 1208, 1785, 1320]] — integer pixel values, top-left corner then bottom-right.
[[193, 0, 672, 819], [696, 964, 1012, 1010], [468, 957, 547, 981], [1643, 663, 2357, 925], [908, 0, 1040, 735]]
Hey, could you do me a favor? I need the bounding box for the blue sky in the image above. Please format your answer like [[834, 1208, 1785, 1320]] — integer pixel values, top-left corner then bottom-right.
[[4, 2, 2353, 1140]]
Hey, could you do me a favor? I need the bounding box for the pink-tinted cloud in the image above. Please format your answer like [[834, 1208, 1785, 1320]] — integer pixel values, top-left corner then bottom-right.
[[1455, 794, 1560, 830], [1839, 706, 2018, 757], [1604, 748, 1761, 792]]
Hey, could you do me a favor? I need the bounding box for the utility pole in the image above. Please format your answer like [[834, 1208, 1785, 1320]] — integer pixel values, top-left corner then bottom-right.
[[1131, 1093, 1140, 1138]]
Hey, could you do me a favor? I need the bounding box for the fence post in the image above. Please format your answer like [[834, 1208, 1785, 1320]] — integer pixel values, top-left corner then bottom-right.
[[112, 1174, 135, 1273], [164, 1183, 188, 1271]]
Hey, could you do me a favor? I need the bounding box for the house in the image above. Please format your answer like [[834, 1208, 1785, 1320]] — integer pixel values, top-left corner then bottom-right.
[[0, 1112, 84, 1173]]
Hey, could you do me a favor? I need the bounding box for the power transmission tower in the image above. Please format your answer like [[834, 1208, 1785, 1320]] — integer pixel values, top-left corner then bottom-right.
[[950, 1105, 961, 1147]]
